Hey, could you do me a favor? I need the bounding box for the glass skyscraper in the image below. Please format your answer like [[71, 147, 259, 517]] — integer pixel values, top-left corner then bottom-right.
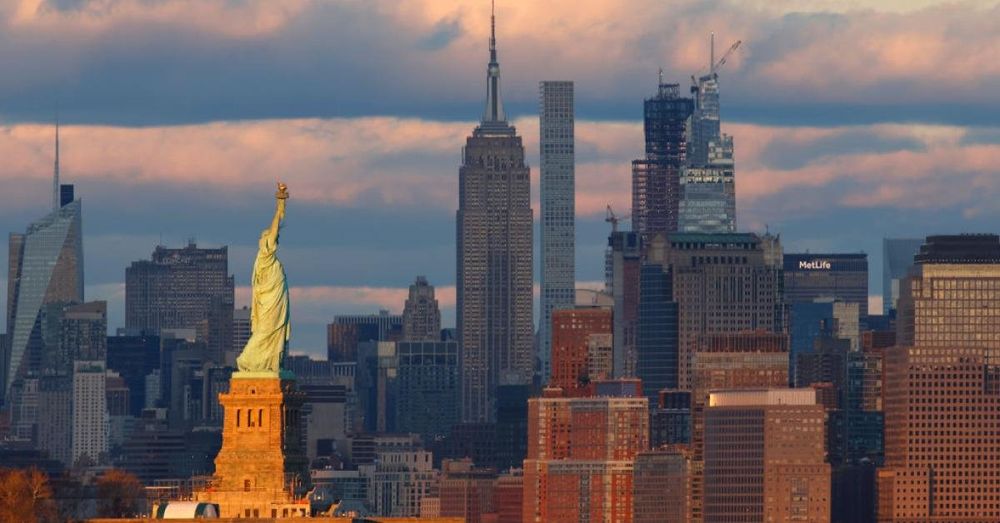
[[678, 136, 736, 233], [4, 186, 83, 405], [538, 80, 576, 383]]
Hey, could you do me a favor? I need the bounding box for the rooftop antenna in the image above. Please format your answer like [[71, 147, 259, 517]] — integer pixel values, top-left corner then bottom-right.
[[52, 115, 60, 210]]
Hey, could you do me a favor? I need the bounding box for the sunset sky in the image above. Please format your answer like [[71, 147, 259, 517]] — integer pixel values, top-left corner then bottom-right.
[[1, 0, 998, 355]]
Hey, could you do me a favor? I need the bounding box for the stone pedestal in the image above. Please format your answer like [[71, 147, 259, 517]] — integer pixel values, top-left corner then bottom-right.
[[197, 375, 310, 518]]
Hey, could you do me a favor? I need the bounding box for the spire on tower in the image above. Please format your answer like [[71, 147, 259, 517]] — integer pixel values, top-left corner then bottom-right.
[[53, 118, 60, 210], [482, 0, 506, 123]]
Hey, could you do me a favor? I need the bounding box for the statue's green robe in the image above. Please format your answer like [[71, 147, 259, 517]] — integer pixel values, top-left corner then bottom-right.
[[236, 228, 290, 373]]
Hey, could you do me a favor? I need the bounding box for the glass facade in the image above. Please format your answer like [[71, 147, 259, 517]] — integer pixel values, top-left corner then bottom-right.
[[4, 198, 83, 403], [678, 136, 735, 233], [636, 264, 678, 401]]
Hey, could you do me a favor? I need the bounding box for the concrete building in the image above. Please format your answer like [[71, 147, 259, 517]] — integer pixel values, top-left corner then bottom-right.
[[704, 389, 830, 523], [538, 80, 576, 383], [402, 276, 441, 342], [438, 459, 496, 523], [125, 242, 235, 364], [634, 447, 692, 523], [783, 252, 869, 321], [631, 81, 695, 238], [550, 306, 612, 395], [72, 360, 109, 465], [457, 5, 533, 423], [362, 442, 437, 518], [522, 384, 649, 523]]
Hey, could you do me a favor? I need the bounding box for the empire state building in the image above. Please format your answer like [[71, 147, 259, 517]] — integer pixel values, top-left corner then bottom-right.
[[456, 4, 533, 423]]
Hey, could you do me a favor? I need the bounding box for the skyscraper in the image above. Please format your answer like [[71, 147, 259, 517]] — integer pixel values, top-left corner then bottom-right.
[[125, 242, 234, 364], [402, 276, 441, 341], [4, 124, 83, 406], [73, 360, 109, 466], [457, 4, 533, 423], [881, 237, 922, 315], [631, 80, 694, 238], [704, 389, 831, 523], [678, 136, 736, 233], [644, 232, 785, 390], [538, 80, 576, 383], [783, 252, 869, 320], [877, 234, 1000, 521]]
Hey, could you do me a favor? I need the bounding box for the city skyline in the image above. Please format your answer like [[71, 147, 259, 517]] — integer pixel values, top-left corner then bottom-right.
[[0, 0, 998, 355]]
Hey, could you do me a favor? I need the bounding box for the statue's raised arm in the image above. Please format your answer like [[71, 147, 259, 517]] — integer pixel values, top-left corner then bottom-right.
[[235, 183, 292, 375]]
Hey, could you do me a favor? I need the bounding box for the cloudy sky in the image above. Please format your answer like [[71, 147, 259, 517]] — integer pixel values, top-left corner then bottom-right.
[[1, 0, 998, 355]]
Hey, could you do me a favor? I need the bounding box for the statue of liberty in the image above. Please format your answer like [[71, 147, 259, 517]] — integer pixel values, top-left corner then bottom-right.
[[236, 182, 291, 374]]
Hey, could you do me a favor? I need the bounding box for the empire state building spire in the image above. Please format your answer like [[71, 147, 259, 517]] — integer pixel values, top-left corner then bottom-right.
[[482, 0, 506, 123]]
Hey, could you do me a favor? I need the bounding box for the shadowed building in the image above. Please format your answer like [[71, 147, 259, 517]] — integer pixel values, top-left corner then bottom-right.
[[550, 306, 612, 395], [457, 5, 533, 423], [125, 242, 235, 364]]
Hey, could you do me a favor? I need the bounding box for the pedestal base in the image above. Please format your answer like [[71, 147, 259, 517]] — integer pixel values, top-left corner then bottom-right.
[[196, 376, 309, 518]]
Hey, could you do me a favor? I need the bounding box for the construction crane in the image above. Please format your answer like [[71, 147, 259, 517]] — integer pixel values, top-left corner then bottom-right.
[[711, 38, 742, 75], [605, 205, 630, 233]]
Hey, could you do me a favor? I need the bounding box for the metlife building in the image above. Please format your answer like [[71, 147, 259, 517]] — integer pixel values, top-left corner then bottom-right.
[[783, 253, 870, 321]]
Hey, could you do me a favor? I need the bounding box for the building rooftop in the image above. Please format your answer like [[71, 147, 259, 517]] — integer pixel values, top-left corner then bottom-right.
[[708, 388, 817, 407], [915, 234, 1000, 264]]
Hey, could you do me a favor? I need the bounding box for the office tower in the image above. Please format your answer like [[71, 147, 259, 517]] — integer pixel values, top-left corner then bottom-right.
[[402, 276, 442, 341], [394, 340, 460, 441], [72, 360, 109, 465], [879, 346, 1000, 522], [897, 234, 1000, 348], [679, 136, 736, 233], [438, 459, 497, 523], [522, 383, 649, 523], [4, 169, 83, 405], [645, 232, 784, 390], [538, 80, 576, 383], [634, 447, 692, 523], [608, 231, 642, 377], [327, 311, 403, 362], [789, 299, 860, 382], [457, 5, 533, 423], [358, 438, 437, 517], [107, 332, 160, 417], [631, 81, 695, 238], [704, 389, 831, 523], [876, 234, 1000, 521], [549, 306, 612, 395], [636, 263, 679, 400], [881, 238, 922, 315], [783, 253, 869, 320], [125, 242, 234, 363], [687, 332, 789, 522]]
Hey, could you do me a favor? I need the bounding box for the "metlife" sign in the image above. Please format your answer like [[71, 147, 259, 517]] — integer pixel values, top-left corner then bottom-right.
[[798, 260, 832, 270]]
